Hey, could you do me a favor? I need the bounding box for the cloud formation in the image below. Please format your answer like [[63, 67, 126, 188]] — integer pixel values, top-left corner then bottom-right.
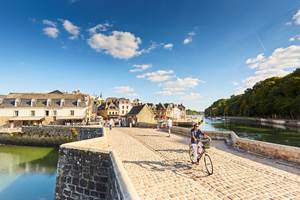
[[157, 77, 203, 96], [137, 70, 175, 82], [183, 31, 196, 45], [42, 19, 59, 38], [293, 8, 300, 25], [236, 45, 300, 94], [179, 92, 201, 101], [88, 23, 112, 34], [163, 43, 173, 50], [129, 64, 152, 72], [62, 20, 80, 39], [113, 86, 137, 96], [289, 34, 300, 41], [88, 31, 142, 59]]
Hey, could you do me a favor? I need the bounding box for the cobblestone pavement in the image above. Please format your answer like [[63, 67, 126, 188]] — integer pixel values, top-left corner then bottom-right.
[[107, 127, 300, 200]]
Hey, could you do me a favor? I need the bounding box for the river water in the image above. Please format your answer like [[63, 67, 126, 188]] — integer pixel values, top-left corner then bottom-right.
[[0, 145, 58, 200], [202, 118, 300, 148]]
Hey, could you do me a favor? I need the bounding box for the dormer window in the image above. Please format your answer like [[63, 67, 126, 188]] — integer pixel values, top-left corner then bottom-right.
[[14, 98, 20, 107], [77, 99, 81, 107], [60, 99, 65, 107], [47, 99, 51, 107], [31, 99, 36, 107]]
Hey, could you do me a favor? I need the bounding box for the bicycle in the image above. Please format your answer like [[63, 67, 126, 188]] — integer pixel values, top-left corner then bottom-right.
[[189, 136, 214, 175]]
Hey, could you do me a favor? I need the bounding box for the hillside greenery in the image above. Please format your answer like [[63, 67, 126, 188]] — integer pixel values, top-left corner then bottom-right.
[[205, 68, 300, 119], [186, 109, 201, 115]]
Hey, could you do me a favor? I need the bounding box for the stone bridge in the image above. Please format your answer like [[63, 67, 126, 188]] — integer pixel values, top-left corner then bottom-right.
[[108, 128, 300, 200], [56, 127, 300, 200]]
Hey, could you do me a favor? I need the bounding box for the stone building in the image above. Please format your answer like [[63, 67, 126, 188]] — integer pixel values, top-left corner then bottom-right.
[[0, 90, 94, 127], [154, 103, 186, 121], [126, 104, 156, 124], [97, 97, 131, 120]]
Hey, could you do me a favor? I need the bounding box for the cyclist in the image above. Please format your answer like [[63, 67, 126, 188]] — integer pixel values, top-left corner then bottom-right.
[[190, 123, 206, 164]]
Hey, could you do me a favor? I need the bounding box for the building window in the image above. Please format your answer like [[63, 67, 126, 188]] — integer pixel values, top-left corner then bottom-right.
[[70, 110, 75, 116], [122, 106, 124, 109], [53, 110, 57, 116], [31, 110, 35, 117], [122, 110, 124, 114], [126, 106, 129, 109], [45, 110, 49, 116], [14, 110, 19, 117]]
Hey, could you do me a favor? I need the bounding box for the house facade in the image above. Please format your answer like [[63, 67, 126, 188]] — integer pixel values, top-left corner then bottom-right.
[[0, 90, 93, 127], [126, 104, 156, 124], [97, 97, 132, 119]]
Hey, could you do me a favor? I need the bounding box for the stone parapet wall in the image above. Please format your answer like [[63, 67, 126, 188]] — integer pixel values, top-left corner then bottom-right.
[[136, 122, 157, 128], [167, 126, 300, 165], [55, 134, 139, 200], [0, 125, 103, 146]]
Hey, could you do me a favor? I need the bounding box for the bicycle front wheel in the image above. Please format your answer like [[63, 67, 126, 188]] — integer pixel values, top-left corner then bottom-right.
[[204, 153, 213, 175]]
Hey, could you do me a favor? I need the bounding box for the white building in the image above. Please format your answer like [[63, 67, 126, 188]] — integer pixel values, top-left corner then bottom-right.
[[118, 98, 132, 116], [0, 90, 93, 127]]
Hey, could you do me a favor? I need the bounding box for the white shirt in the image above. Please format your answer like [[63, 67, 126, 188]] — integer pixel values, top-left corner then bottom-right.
[[167, 119, 172, 127]]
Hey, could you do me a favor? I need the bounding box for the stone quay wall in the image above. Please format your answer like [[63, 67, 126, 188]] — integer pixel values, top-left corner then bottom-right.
[[55, 134, 139, 200], [158, 126, 300, 165], [0, 125, 103, 146], [225, 116, 300, 128]]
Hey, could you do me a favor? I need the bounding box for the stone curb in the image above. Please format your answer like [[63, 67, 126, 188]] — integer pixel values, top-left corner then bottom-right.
[[110, 151, 140, 200]]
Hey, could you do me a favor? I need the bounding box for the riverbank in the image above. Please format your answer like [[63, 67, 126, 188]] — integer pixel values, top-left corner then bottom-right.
[[223, 116, 300, 128]]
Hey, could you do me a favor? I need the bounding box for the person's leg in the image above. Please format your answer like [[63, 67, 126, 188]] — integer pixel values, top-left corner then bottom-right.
[[192, 143, 198, 163]]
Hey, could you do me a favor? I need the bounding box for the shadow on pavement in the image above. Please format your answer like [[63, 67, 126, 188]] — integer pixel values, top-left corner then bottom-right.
[[123, 159, 210, 179]]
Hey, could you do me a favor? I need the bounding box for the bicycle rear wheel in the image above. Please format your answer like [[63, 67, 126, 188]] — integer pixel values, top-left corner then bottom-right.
[[189, 145, 196, 162], [204, 153, 213, 175]]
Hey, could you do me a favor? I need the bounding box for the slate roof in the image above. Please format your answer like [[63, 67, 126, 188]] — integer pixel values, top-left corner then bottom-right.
[[0, 91, 87, 108], [127, 105, 145, 116]]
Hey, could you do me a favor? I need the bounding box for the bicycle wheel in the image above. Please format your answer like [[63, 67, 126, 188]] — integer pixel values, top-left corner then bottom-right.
[[189, 145, 196, 162], [204, 153, 213, 175]]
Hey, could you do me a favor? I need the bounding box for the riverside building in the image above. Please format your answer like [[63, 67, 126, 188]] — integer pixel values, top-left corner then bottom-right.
[[0, 90, 94, 127]]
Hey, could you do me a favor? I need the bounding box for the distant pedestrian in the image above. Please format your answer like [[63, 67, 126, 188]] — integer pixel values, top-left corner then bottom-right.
[[167, 118, 172, 137], [109, 118, 114, 130]]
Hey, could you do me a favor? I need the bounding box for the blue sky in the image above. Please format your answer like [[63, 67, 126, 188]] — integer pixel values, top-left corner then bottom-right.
[[0, 0, 300, 110]]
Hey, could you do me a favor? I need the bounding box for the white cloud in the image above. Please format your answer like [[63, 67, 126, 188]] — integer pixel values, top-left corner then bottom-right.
[[232, 81, 239, 86], [88, 31, 141, 59], [183, 31, 196, 45], [43, 27, 59, 38], [163, 77, 202, 91], [88, 23, 112, 34], [289, 34, 300, 42], [157, 77, 203, 96], [163, 43, 173, 50], [42, 19, 59, 38], [179, 92, 201, 101], [137, 70, 175, 82], [293, 8, 300, 25], [129, 64, 152, 72], [139, 42, 159, 54], [42, 19, 56, 27], [113, 86, 137, 96], [236, 45, 300, 94], [62, 20, 80, 39], [183, 37, 192, 45]]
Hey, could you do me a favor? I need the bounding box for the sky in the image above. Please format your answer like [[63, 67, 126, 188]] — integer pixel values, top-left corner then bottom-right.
[[0, 0, 300, 111]]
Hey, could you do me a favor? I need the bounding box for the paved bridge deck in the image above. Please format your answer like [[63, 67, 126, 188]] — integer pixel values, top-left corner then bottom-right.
[[107, 127, 300, 200]]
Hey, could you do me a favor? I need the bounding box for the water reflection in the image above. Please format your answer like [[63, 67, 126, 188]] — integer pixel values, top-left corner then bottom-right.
[[203, 118, 300, 148], [0, 145, 58, 200]]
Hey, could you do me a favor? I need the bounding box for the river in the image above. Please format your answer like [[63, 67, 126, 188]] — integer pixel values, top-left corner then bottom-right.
[[202, 118, 300, 148], [0, 145, 58, 200]]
